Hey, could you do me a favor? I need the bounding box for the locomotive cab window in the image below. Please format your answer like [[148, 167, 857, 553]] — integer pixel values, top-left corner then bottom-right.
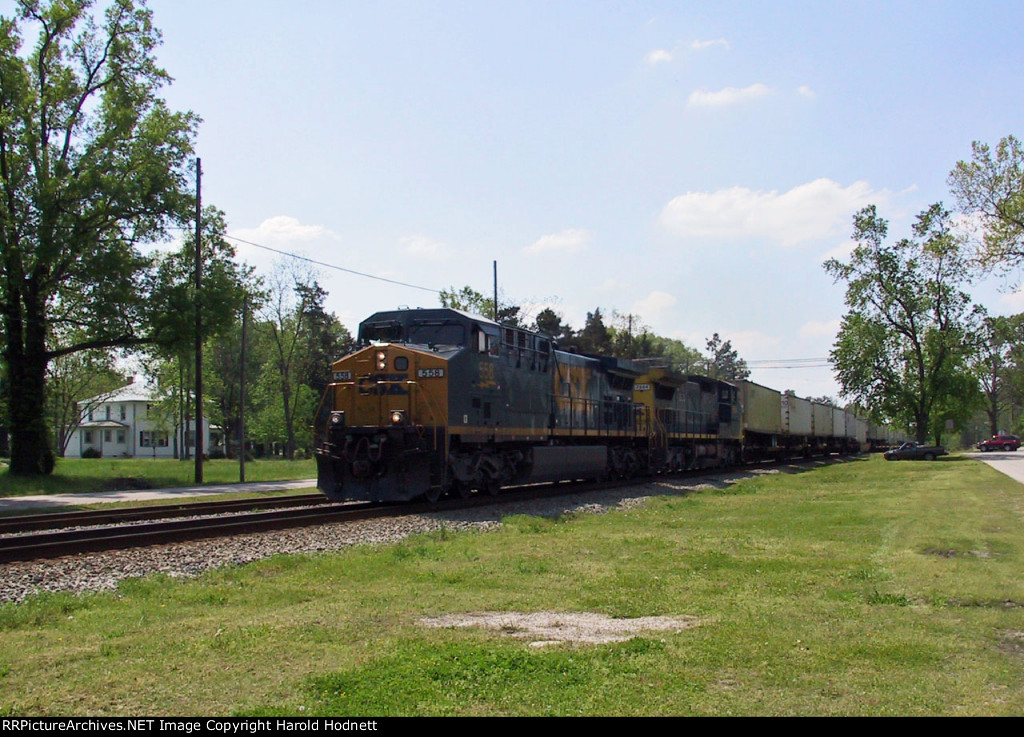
[[360, 321, 403, 344], [407, 320, 465, 348]]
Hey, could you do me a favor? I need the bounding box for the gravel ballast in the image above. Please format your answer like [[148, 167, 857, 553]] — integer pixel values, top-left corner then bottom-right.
[[0, 465, 793, 604]]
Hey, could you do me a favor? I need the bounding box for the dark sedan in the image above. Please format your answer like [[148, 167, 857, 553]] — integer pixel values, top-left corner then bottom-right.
[[884, 441, 948, 461]]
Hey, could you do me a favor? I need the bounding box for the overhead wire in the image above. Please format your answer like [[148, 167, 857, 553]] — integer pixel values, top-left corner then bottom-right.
[[223, 234, 442, 295], [218, 234, 834, 370]]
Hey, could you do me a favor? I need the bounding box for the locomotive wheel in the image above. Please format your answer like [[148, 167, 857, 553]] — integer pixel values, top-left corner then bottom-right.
[[424, 486, 443, 503], [482, 477, 501, 496], [452, 480, 472, 499]]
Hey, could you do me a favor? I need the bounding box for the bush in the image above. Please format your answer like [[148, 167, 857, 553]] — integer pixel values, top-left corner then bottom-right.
[[81, 447, 102, 459]]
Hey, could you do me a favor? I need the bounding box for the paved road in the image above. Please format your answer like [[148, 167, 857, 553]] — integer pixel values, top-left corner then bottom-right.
[[966, 450, 1024, 485], [0, 478, 318, 514]]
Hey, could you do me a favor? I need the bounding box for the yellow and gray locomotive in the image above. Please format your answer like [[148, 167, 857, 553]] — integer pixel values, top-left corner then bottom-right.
[[314, 307, 744, 503]]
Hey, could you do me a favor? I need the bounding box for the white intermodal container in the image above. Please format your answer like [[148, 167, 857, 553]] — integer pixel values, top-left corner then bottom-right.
[[738, 380, 782, 435], [781, 393, 813, 436], [812, 402, 833, 438], [832, 406, 848, 438]]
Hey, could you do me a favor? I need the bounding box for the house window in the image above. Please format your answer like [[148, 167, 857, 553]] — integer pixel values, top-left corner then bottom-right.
[[83, 430, 93, 444], [104, 430, 112, 443], [120, 405, 126, 420], [116, 430, 126, 444], [105, 406, 111, 420], [140, 431, 169, 448]]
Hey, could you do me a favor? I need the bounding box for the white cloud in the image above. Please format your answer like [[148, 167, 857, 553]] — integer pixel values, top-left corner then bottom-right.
[[660, 178, 884, 247], [231, 215, 338, 245], [820, 239, 857, 264], [728, 330, 781, 358], [1000, 287, 1024, 312], [645, 49, 674, 65], [632, 291, 677, 319], [600, 277, 630, 291], [399, 234, 451, 260], [799, 319, 841, 339], [524, 228, 591, 256], [691, 38, 729, 51], [797, 85, 815, 98], [687, 83, 773, 108]]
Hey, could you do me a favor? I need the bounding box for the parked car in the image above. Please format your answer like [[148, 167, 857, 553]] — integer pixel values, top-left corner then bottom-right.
[[883, 441, 948, 461], [976, 434, 1021, 452]]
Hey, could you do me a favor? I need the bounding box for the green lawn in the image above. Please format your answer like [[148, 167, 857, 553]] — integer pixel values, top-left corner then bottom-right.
[[0, 458, 316, 497], [1, 454, 1022, 715]]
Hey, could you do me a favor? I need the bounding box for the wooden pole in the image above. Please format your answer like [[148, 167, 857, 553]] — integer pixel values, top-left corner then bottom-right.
[[194, 158, 204, 484], [239, 295, 248, 482]]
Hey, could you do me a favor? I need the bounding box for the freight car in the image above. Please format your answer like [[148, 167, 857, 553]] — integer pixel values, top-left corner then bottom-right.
[[314, 307, 866, 503]]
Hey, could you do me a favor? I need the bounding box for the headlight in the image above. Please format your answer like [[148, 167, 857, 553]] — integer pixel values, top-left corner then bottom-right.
[[330, 411, 345, 426], [376, 350, 387, 370], [390, 410, 406, 425]]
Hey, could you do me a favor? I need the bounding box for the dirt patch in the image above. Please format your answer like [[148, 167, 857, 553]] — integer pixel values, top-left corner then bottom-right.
[[419, 611, 701, 647], [104, 477, 153, 491], [922, 547, 996, 559], [999, 630, 1024, 659]]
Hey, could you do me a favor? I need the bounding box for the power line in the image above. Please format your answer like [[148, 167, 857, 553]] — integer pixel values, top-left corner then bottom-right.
[[746, 357, 832, 370], [224, 234, 442, 295], [747, 357, 828, 365]]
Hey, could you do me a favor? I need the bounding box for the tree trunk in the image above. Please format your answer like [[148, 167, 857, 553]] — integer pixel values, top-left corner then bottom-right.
[[915, 411, 929, 444], [6, 322, 55, 475]]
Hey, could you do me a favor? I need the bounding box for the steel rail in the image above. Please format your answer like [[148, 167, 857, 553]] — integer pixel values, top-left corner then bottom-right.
[[0, 456, 856, 564], [0, 494, 329, 535]]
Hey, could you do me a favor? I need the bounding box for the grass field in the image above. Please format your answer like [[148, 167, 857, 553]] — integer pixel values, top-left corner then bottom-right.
[[1, 454, 1022, 716], [0, 458, 316, 498]]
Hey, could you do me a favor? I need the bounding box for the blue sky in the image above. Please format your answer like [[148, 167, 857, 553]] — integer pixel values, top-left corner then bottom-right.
[[46, 1, 1024, 397]]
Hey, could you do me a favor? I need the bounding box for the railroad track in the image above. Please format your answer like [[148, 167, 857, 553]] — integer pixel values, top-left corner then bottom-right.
[[0, 477, 641, 564], [0, 456, 856, 564], [0, 493, 331, 534]]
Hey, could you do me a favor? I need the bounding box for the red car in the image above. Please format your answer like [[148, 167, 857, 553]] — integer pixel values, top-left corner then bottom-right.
[[977, 434, 1021, 452]]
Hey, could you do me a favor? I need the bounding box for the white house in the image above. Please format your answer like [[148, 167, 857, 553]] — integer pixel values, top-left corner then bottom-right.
[[66, 383, 223, 459]]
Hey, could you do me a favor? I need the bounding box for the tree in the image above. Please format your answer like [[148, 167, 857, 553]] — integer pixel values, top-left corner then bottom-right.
[[255, 262, 347, 459], [439, 285, 523, 326], [134, 207, 253, 460], [948, 134, 1024, 271], [532, 307, 574, 345], [0, 1, 198, 474], [46, 343, 125, 456], [648, 336, 702, 374], [704, 333, 750, 381], [824, 204, 980, 443], [294, 280, 353, 400], [972, 312, 1024, 436]]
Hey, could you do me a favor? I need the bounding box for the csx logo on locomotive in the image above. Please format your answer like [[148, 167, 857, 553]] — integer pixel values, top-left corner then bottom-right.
[[357, 373, 409, 395]]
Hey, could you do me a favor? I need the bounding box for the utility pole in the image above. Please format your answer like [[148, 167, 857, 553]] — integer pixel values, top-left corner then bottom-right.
[[239, 295, 248, 482], [493, 260, 498, 323], [194, 158, 204, 484]]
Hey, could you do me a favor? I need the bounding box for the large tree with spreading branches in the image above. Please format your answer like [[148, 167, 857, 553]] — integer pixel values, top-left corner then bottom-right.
[[825, 204, 980, 443], [0, 0, 199, 474]]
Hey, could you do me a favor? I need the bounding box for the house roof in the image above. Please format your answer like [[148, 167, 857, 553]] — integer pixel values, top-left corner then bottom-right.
[[80, 420, 130, 429], [81, 382, 158, 405]]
